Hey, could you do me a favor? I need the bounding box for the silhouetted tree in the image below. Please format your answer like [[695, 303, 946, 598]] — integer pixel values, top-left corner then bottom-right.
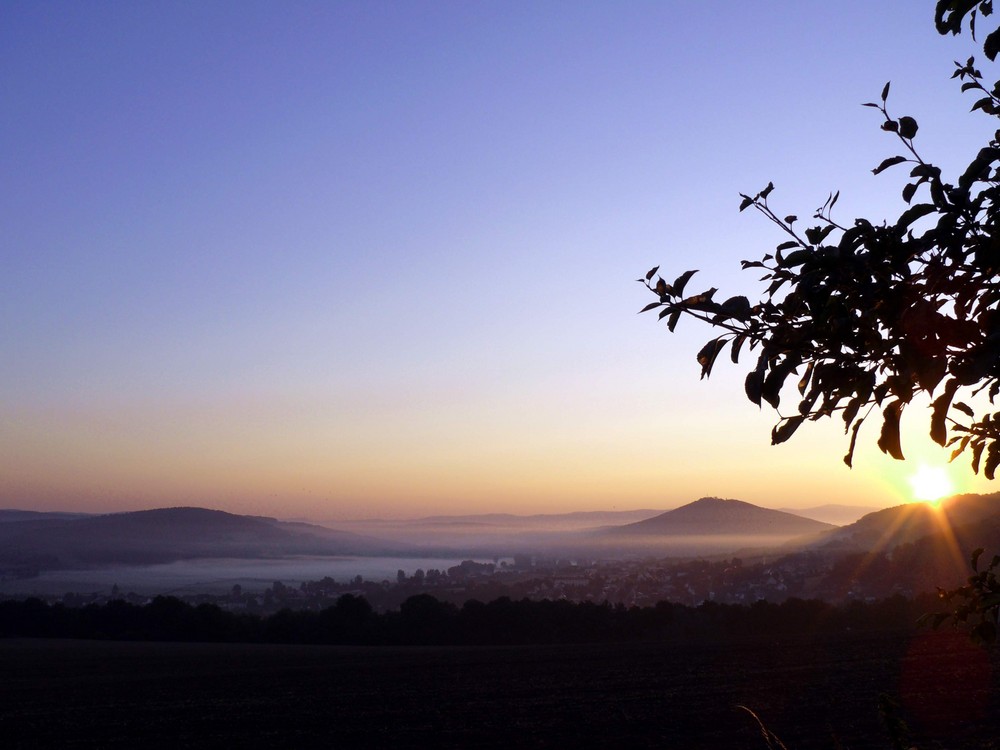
[[641, 0, 1000, 641], [643, 2, 1000, 476]]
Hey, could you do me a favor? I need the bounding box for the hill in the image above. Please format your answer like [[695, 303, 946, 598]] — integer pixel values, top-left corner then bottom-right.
[[0, 507, 416, 571], [611, 497, 835, 537], [586, 497, 835, 556], [814, 492, 1000, 554]]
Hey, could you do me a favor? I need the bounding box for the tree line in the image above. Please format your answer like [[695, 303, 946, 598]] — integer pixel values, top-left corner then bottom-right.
[[0, 592, 937, 647]]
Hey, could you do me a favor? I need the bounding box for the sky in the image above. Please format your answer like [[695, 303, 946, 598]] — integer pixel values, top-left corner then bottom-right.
[[3, 1, 1000, 521]]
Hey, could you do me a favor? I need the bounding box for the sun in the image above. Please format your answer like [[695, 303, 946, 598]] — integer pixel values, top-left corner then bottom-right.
[[907, 464, 955, 505]]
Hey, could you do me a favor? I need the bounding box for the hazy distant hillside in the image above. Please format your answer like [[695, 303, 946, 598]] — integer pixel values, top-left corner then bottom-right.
[[777, 504, 886, 526], [0, 510, 93, 523], [612, 498, 835, 537], [333, 509, 667, 554], [408, 510, 665, 528], [0, 507, 415, 571]]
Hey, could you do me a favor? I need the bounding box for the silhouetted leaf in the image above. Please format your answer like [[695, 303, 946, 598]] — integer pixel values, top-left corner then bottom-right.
[[931, 379, 960, 446], [897, 203, 936, 228], [986, 445, 1000, 479], [877, 400, 905, 460], [639, 302, 662, 314], [985, 27, 1000, 59], [730, 333, 747, 364], [973, 440, 986, 474], [842, 397, 861, 428], [898, 116, 919, 139], [745, 353, 768, 407], [739, 195, 753, 211], [873, 156, 907, 175], [882, 120, 899, 132], [954, 401, 976, 417], [844, 418, 863, 468], [795, 362, 813, 396], [672, 270, 698, 297], [721, 295, 751, 320], [645, 266, 659, 281], [697, 338, 728, 379], [771, 416, 804, 445], [882, 81, 891, 101], [972, 96, 994, 112], [761, 359, 796, 409]]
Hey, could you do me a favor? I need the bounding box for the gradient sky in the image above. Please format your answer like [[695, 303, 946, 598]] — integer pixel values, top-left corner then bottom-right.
[[3, 1, 999, 521]]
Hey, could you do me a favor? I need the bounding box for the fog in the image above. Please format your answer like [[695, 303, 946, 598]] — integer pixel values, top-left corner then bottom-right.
[[0, 556, 509, 597]]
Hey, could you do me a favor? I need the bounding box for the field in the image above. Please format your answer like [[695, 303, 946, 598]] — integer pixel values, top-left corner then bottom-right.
[[1, 629, 998, 749]]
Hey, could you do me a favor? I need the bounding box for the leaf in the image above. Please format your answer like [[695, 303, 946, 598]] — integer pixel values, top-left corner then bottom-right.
[[730, 334, 746, 364], [985, 27, 1000, 60], [739, 195, 753, 212], [873, 156, 907, 175], [654, 278, 668, 296], [972, 96, 993, 113], [950, 439, 972, 462], [930, 379, 960, 446], [842, 397, 861, 428], [844, 417, 863, 468], [639, 302, 662, 314], [973, 439, 986, 474], [761, 358, 796, 409], [954, 401, 975, 417], [759, 182, 775, 200], [696, 338, 728, 379], [745, 353, 768, 407], [896, 203, 936, 228], [882, 120, 899, 133], [985, 445, 1000, 480], [682, 288, 718, 306], [797, 361, 815, 395], [720, 295, 751, 320], [645, 266, 659, 281], [775, 241, 799, 251], [902, 182, 918, 203], [672, 270, 698, 297], [784, 215, 798, 224], [898, 116, 918, 139], [666, 309, 682, 333], [771, 416, 805, 445], [877, 400, 905, 460], [881, 81, 891, 101]]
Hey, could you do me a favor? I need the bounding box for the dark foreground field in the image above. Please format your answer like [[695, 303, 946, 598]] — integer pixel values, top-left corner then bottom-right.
[[1, 630, 998, 749]]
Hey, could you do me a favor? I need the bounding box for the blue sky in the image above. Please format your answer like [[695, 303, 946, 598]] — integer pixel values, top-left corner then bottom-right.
[[2, 1, 997, 520]]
